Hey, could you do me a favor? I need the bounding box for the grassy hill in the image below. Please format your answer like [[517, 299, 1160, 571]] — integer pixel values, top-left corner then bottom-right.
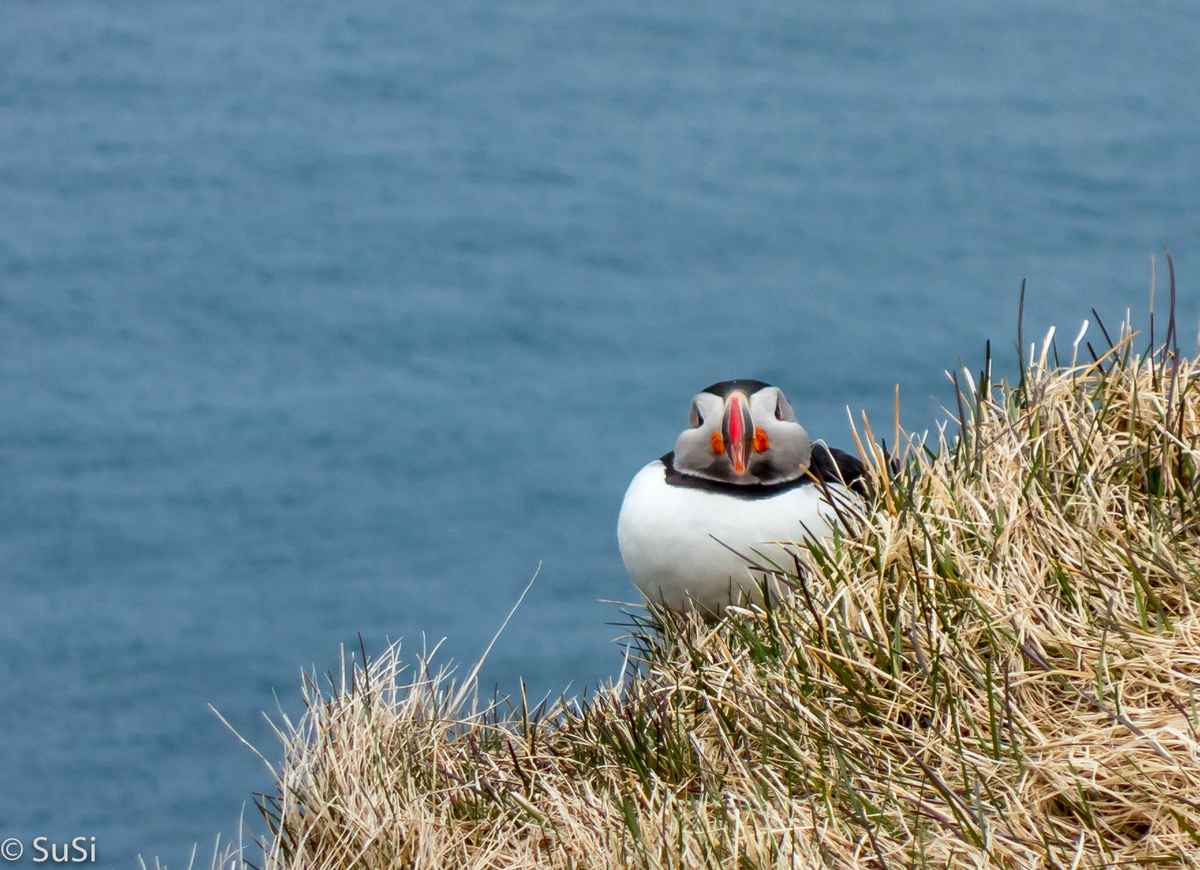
[[216, 281, 1200, 869]]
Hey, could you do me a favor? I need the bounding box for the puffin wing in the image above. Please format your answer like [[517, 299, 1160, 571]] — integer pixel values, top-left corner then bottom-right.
[[809, 444, 870, 498]]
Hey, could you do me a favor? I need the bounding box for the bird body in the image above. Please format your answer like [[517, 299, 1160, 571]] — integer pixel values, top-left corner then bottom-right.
[[617, 380, 865, 615]]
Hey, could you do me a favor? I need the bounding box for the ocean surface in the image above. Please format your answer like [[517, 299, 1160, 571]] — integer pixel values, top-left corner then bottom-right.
[[2, 0, 1198, 865]]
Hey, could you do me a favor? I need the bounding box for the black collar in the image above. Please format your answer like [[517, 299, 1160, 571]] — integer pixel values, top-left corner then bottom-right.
[[660, 444, 868, 501]]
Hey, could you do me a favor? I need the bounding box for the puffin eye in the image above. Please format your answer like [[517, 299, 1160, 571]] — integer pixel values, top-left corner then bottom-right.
[[775, 400, 784, 421], [689, 403, 703, 428]]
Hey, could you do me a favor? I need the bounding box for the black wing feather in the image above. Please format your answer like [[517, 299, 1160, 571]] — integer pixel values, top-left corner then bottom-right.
[[808, 444, 870, 498]]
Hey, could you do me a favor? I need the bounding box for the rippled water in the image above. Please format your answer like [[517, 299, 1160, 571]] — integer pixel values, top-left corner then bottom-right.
[[2, 0, 1198, 864]]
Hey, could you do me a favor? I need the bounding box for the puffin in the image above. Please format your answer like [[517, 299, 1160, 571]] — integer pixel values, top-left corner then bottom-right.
[[617, 379, 867, 615]]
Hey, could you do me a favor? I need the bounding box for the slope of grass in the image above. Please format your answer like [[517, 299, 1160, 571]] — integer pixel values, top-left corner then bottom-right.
[[229, 284, 1200, 869]]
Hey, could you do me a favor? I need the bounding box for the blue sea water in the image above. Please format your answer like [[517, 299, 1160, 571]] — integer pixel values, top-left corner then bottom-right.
[[1, 0, 1198, 865]]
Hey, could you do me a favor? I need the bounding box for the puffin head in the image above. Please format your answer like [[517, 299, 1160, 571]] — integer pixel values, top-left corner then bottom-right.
[[673, 379, 812, 486]]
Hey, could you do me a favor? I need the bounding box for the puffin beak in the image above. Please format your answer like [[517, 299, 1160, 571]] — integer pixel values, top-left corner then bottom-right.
[[721, 391, 754, 476]]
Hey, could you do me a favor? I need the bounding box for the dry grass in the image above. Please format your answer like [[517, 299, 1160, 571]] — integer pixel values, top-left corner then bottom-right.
[[232, 278, 1200, 869]]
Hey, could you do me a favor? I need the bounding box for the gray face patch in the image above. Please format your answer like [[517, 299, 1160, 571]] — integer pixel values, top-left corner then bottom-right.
[[672, 383, 811, 486]]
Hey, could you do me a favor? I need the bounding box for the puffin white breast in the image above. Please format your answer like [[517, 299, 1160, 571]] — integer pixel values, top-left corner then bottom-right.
[[617, 459, 858, 615]]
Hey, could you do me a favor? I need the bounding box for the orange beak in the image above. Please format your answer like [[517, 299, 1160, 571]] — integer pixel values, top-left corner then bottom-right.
[[721, 391, 754, 475]]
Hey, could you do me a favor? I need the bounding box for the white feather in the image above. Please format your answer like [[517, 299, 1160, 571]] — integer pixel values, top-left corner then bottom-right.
[[617, 460, 860, 614]]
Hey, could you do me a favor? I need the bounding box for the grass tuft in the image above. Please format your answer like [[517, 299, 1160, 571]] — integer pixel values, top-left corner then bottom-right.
[[231, 271, 1200, 869]]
